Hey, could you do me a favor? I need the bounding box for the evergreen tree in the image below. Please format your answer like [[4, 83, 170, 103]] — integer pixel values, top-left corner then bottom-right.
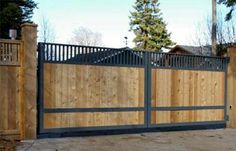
[[129, 0, 174, 51], [218, 0, 236, 21], [0, 0, 37, 39]]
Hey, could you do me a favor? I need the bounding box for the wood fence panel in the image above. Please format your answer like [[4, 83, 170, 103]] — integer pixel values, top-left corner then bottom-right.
[[151, 69, 224, 107], [44, 64, 145, 108], [43, 64, 145, 128], [44, 112, 144, 128], [151, 69, 225, 124], [0, 66, 21, 139], [151, 110, 224, 124]]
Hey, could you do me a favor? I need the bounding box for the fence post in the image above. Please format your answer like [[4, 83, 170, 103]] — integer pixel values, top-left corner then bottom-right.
[[21, 23, 38, 139], [227, 45, 236, 128], [144, 52, 151, 127]]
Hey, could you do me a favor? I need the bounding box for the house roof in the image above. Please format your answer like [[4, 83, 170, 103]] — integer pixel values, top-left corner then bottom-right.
[[66, 47, 145, 64], [170, 43, 236, 56], [169, 45, 212, 56], [60, 45, 227, 71]]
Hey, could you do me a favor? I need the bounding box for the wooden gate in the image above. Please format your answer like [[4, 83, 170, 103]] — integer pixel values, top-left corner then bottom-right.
[[37, 43, 228, 137], [149, 53, 226, 127]]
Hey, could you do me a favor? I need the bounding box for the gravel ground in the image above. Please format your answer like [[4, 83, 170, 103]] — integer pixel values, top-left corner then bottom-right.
[[17, 129, 236, 151]]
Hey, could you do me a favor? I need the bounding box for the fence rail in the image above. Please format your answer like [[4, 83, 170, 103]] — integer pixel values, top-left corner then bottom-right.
[[0, 39, 22, 66]]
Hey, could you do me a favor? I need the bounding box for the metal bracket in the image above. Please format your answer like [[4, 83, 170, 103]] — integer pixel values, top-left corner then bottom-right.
[[226, 115, 229, 121]]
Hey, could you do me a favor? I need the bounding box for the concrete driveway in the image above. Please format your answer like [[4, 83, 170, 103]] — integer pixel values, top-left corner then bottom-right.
[[17, 129, 236, 151]]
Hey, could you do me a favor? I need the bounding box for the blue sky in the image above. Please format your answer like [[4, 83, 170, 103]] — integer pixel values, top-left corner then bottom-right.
[[32, 0, 228, 48]]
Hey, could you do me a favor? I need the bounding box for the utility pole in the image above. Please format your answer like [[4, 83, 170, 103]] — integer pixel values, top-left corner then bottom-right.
[[212, 0, 217, 55]]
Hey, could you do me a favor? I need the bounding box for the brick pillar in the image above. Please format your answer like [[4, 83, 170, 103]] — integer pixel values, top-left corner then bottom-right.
[[21, 23, 37, 139]]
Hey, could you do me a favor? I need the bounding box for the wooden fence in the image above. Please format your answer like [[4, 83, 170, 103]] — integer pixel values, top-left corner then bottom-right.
[[0, 23, 38, 140], [0, 39, 22, 66], [0, 39, 23, 139]]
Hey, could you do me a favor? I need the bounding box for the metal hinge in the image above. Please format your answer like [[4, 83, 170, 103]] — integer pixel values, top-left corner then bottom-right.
[[226, 115, 229, 121]]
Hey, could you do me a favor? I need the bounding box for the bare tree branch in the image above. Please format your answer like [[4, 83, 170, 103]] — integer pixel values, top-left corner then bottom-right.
[[192, 11, 236, 55], [39, 15, 55, 43], [70, 27, 103, 46]]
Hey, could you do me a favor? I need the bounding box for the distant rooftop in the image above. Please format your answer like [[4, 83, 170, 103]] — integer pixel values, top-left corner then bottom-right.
[[169, 45, 212, 56]]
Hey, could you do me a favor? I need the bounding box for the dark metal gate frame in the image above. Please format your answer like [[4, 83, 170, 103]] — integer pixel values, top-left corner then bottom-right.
[[37, 42, 229, 138]]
